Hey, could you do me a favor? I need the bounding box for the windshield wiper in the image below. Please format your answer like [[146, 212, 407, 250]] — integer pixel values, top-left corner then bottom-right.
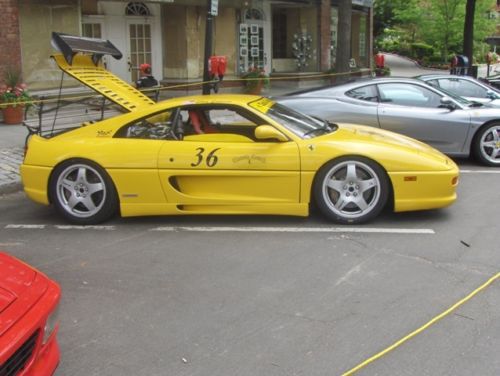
[[303, 120, 338, 138], [468, 101, 484, 108]]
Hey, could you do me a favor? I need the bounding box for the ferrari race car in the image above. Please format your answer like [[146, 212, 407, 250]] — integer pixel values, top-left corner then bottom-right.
[[0, 252, 60, 376], [20, 34, 459, 225]]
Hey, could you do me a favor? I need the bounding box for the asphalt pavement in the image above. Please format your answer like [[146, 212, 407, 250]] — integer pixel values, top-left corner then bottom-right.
[[0, 54, 496, 195]]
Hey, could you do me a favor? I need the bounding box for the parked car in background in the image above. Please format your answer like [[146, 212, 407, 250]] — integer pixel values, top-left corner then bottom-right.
[[416, 74, 500, 107], [0, 252, 60, 375], [278, 77, 500, 166], [481, 72, 500, 90]]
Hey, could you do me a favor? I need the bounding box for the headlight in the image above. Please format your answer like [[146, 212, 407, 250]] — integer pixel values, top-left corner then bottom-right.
[[43, 304, 60, 345]]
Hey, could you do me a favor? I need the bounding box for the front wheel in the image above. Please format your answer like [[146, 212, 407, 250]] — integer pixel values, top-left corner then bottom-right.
[[49, 160, 118, 224], [313, 157, 389, 224], [472, 123, 500, 167]]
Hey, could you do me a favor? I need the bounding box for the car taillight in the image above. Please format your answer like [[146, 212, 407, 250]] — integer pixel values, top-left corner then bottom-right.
[[23, 134, 32, 157]]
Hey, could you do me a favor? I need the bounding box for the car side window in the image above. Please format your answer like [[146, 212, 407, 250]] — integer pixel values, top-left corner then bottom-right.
[[426, 79, 440, 89], [115, 110, 177, 140], [116, 105, 272, 142], [345, 85, 378, 102], [377, 83, 441, 108], [182, 106, 262, 141], [437, 78, 488, 98]]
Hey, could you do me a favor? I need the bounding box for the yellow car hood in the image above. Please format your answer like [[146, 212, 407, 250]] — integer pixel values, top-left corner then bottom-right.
[[339, 123, 447, 154], [316, 123, 455, 170]]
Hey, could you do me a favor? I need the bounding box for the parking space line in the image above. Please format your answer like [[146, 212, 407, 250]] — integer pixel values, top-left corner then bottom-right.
[[55, 225, 116, 231], [460, 169, 500, 174], [4, 224, 115, 230], [3, 224, 434, 234], [5, 224, 46, 229], [341, 272, 500, 376], [150, 226, 435, 234]]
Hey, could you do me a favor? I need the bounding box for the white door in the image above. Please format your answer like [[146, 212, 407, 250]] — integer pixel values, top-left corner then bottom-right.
[[126, 19, 155, 83], [97, 1, 162, 84]]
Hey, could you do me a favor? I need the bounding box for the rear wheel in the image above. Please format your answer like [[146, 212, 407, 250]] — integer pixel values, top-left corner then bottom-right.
[[314, 157, 389, 224], [49, 159, 118, 224], [473, 123, 500, 166]]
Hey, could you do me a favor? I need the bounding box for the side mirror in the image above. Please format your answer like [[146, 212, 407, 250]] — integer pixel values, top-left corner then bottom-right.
[[486, 90, 498, 100], [255, 125, 288, 142], [440, 96, 456, 111]]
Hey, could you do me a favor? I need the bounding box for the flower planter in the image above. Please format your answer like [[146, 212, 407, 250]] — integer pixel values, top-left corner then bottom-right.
[[2, 105, 24, 125], [247, 81, 264, 95]]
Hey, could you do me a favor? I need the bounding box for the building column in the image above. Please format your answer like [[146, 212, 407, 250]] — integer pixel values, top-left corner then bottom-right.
[[319, 0, 331, 71], [0, 0, 22, 79], [367, 6, 374, 69]]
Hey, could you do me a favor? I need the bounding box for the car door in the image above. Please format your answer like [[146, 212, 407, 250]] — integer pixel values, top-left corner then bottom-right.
[[376, 83, 471, 154], [288, 84, 380, 128], [157, 105, 301, 206]]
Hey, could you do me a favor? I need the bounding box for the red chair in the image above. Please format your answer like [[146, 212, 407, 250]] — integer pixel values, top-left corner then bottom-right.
[[188, 110, 218, 134]]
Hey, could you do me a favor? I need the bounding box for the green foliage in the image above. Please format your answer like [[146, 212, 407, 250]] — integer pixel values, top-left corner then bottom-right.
[[241, 67, 270, 93], [374, 66, 391, 76], [374, 0, 497, 63], [411, 43, 434, 59]]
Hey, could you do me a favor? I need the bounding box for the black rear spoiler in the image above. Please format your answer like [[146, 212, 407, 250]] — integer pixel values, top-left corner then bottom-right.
[[51, 32, 123, 66]]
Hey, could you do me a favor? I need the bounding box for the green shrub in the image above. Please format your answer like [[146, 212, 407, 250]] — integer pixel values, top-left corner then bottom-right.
[[411, 43, 434, 59]]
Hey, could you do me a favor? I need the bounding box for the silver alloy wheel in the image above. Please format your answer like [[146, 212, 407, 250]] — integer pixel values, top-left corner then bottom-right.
[[55, 164, 107, 218], [321, 160, 381, 220], [479, 125, 500, 165]]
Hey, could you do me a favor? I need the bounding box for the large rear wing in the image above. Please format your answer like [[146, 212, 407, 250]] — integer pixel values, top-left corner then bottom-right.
[[50, 32, 156, 112], [23, 33, 158, 140]]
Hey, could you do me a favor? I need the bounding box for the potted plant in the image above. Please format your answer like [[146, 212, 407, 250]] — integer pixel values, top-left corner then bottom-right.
[[241, 66, 270, 95], [0, 68, 32, 124]]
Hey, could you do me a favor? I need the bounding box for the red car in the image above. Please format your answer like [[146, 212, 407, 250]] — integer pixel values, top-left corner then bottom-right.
[[0, 252, 60, 375]]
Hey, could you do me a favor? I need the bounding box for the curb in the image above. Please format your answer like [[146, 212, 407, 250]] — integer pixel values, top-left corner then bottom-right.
[[0, 181, 22, 195]]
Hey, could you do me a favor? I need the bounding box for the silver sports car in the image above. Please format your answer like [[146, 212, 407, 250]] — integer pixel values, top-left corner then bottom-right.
[[416, 74, 500, 107], [278, 77, 500, 166]]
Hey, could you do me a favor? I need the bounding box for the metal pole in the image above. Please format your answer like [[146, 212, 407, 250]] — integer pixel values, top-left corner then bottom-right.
[[202, 0, 213, 95]]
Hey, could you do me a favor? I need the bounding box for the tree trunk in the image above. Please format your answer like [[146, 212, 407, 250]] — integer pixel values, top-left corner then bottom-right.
[[336, 0, 352, 78], [463, 0, 475, 69]]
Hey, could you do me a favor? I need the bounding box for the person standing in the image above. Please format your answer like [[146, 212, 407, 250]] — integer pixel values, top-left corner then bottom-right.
[[135, 63, 158, 88]]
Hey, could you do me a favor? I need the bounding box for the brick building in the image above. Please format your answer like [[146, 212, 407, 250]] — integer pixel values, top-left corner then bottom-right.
[[0, 0, 373, 90]]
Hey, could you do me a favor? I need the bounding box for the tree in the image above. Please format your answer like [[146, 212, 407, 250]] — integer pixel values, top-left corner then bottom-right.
[[427, 0, 465, 60], [393, 0, 423, 43], [336, 0, 352, 75]]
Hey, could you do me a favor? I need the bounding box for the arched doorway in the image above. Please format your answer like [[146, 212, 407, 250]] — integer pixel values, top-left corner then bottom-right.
[[87, 1, 162, 83], [238, 5, 271, 74]]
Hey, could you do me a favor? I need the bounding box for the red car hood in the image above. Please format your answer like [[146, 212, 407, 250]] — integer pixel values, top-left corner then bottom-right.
[[0, 253, 48, 335]]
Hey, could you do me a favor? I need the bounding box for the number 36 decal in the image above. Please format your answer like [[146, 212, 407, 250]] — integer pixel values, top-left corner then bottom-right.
[[191, 147, 221, 167]]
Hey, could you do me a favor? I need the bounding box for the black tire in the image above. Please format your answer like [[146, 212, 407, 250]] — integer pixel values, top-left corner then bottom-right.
[[472, 123, 500, 167], [313, 156, 389, 224], [49, 159, 118, 224]]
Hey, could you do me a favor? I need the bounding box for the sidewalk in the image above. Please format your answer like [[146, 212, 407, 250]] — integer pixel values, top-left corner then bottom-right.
[[0, 124, 26, 194]]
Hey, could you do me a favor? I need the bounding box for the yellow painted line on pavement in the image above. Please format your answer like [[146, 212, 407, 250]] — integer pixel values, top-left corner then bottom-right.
[[341, 272, 500, 376]]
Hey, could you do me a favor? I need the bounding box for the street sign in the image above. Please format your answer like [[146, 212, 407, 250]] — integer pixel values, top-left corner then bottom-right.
[[210, 0, 218, 16]]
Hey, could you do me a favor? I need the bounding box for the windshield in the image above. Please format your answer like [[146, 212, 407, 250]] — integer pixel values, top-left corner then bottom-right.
[[249, 99, 337, 139], [433, 86, 474, 107]]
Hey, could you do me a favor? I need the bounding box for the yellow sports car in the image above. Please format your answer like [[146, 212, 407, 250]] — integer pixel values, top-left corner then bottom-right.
[[20, 34, 459, 225]]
